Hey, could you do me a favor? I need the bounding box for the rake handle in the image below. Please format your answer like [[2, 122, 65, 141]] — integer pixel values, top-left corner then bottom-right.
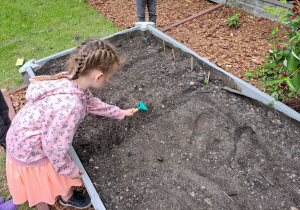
[[132, 108, 139, 114]]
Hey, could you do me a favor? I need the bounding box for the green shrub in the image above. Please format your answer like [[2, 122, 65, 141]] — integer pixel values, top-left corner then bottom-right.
[[227, 13, 242, 28], [245, 0, 300, 101]]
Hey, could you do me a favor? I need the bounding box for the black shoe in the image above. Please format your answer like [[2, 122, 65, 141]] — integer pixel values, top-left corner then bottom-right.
[[59, 190, 91, 209]]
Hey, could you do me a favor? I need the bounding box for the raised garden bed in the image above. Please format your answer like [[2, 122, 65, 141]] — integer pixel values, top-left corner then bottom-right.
[[30, 31, 300, 209]]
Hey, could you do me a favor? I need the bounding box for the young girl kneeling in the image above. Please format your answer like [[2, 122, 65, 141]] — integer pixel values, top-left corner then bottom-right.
[[6, 39, 135, 209]]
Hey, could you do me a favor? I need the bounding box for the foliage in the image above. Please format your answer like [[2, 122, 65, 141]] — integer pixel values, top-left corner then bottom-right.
[[245, 0, 300, 101], [264, 0, 288, 22], [264, 7, 289, 21], [227, 13, 242, 28]]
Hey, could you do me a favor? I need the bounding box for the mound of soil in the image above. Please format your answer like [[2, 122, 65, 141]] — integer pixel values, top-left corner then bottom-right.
[[39, 33, 300, 209]]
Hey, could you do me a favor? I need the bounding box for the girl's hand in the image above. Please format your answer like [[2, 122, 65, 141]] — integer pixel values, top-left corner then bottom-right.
[[72, 169, 84, 179], [125, 108, 135, 117]]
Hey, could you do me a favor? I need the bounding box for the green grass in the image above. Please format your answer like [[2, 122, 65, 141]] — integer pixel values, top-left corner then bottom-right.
[[0, 151, 9, 200], [0, 0, 122, 90]]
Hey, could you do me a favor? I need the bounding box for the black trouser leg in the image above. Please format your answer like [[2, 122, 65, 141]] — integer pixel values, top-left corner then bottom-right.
[[0, 91, 11, 152], [136, 0, 147, 22], [147, 0, 157, 23]]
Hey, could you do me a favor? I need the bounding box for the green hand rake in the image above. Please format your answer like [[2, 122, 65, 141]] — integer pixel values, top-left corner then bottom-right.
[[132, 101, 148, 114]]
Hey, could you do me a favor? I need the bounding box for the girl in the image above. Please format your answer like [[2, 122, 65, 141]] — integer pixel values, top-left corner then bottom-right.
[[6, 38, 135, 209]]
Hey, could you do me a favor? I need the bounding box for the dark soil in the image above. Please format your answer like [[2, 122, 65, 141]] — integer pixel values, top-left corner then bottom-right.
[[36, 33, 299, 210]]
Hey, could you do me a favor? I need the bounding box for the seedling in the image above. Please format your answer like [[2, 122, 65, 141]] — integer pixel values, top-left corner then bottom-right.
[[227, 13, 242, 28], [132, 101, 148, 113], [204, 72, 210, 84]]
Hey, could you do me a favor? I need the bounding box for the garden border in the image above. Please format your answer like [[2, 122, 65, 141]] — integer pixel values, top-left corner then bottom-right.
[[160, 3, 225, 32]]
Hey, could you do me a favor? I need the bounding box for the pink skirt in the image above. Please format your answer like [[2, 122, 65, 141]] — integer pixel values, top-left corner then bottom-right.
[[6, 157, 83, 207]]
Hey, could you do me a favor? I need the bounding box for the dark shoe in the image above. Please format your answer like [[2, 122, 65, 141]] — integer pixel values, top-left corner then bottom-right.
[[59, 190, 91, 209]]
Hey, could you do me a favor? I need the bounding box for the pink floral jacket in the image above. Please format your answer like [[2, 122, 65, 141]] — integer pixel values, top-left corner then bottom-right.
[[6, 78, 126, 178]]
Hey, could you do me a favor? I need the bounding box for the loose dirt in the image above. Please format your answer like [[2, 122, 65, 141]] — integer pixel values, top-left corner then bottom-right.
[[35, 33, 300, 209]]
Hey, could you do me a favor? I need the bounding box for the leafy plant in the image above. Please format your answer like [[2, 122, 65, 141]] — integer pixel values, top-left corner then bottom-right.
[[264, 6, 288, 21], [227, 13, 242, 28], [245, 0, 300, 101]]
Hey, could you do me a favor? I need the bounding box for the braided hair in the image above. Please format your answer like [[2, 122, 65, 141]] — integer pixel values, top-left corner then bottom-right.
[[33, 38, 122, 81]]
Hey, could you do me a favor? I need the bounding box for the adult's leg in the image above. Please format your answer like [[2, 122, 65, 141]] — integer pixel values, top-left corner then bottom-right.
[[147, 0, 157, 23], [136, 0, 147, 22], [0, 117, 6, 152], [0, 91, 11, 151]]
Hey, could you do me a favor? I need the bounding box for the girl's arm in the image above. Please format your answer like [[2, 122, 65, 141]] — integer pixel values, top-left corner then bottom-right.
[[85, 90, 126, 120]]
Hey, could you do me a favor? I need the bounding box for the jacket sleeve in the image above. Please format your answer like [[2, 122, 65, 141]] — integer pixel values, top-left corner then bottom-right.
[[42, 108, 80, 178], [85, 90, 126, 120]]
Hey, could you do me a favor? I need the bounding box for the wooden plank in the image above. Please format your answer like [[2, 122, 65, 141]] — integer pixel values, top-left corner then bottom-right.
[[160, 3, 225, 32], [5, 84, 28, 95]]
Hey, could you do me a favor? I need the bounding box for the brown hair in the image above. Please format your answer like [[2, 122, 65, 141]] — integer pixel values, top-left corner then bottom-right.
[[33, 38, 122, 81]]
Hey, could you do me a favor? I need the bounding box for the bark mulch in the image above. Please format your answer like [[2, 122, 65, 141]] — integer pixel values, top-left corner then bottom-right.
[[9, 89, 27, 113]]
